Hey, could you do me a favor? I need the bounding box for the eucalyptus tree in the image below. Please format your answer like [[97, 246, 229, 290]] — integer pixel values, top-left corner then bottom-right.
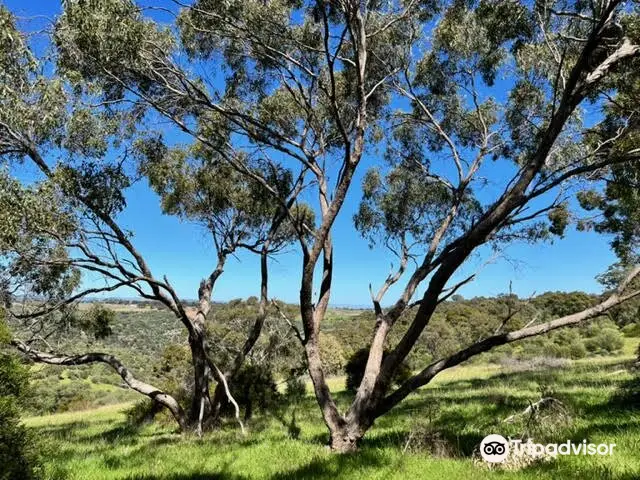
[[0, 6, 310, 432], [15, 0, 640, 451]]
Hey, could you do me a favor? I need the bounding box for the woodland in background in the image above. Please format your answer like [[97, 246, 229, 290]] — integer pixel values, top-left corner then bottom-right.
[[11, 291, 638, 418]]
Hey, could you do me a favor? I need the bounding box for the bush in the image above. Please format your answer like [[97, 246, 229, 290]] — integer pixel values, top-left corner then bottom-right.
[[125, 399, 167, 427], [283, 375, 307, 403], [345, 348, 412, 393], [621, 322, 640, 338], [224, 364, 280, 420], [568, 340, 587, 359], [76, 304, 115, 339], [498, 356, 571, 372], [585, 327, 624, 354], [0, 315, 42, 480], [319, 334, 346, 376]]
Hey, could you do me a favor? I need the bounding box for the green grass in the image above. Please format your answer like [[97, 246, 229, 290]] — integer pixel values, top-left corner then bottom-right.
[[25, 354, 640, 480]]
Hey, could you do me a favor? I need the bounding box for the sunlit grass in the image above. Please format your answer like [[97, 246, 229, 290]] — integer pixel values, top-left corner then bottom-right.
[[25, 350, 640, 480]]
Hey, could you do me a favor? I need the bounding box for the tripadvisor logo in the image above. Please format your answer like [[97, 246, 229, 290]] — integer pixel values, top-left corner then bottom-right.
[[480, 434, 510, 463], [479, 434, 616, 463]]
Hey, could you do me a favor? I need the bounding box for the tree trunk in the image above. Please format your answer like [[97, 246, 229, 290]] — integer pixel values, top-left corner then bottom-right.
[[210, 382, 225, 423], [188, 332, 212, 426], [329, 421, 369, 453]]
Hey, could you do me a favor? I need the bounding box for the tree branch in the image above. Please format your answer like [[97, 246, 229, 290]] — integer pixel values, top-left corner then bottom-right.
[[376, 265, 640, 417], [11, 339, 187, 430]]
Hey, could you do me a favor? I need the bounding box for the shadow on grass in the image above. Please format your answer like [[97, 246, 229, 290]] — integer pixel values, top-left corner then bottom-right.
[[123, 458, 254, 480], [268, 450, 386, 480], [32, 361, 640, 480], [33, 418, 113, 438]]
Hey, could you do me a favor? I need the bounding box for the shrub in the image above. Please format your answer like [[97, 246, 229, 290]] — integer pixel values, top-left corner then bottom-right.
[[498, 356, 571, 372], [125, 399, 167, 427], [585, 327, 624, 354], [319, 334, 346, 376], [403, 421, 459, 457], [345, 348, 412, 393], [224, 363, 280, 420], [0, 315, 42, 480], [283, 375, 307, 403], [621, 322, 640, 338], [568, 340, 587, 359]]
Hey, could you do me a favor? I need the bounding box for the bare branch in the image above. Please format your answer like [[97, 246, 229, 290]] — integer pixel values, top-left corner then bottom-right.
[[12, 340, 187, 430]]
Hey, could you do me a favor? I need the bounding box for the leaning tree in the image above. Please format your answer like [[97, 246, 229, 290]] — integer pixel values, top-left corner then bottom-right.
[[0, 5, 313, 432], [6, 0, 640, 451]]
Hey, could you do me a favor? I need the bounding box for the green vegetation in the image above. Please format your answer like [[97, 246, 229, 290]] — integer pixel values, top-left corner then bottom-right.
[[0, 312, 42, 479], [25, 354, 640, 480], [2, 0, 640, 471], [16, 295, 638, 418]]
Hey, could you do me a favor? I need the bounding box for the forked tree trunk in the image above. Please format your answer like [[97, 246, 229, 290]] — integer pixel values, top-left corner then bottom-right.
[[328, 421, 369, 453], [207, 244, 274, 424]]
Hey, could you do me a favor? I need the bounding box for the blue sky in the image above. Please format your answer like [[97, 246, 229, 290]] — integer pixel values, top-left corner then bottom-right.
[[5, 0, 619, 306]]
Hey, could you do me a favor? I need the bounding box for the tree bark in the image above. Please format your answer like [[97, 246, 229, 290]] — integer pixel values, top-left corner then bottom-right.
[[188, 331, 212, 426], [329, 423, 366, 453]]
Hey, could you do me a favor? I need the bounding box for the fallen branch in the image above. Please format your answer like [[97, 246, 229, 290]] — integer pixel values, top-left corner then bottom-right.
[[503, 397, 568, 423]]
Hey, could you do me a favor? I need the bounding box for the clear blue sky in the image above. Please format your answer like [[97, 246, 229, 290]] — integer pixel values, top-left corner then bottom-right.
[[6, 0, 618, 306]]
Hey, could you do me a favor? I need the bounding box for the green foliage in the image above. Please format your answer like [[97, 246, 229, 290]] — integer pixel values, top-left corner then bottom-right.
[[1, 1, 639, 458], [0, 171, 80, 303], [576, 74, 640, 262], [12, 293, 631, 418], [621, 323, 640, 338], [0, 310, 42, 480], [319, 333, 346, 376], [283, 375, 307, 403], [76, 304, 115, 340], [531, 291, 596, 319], [548, 203, 570, 237], [355, 156, 481, 252], [224, 363, 280, 420], [55, 0, 174, 101], [584, 326, 625, 355], [207, 300, 304, 378], [137, 138, 312, 254]]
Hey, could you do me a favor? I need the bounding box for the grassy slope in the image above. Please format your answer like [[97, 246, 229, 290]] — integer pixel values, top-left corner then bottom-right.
[[24, 346, 640, 480]]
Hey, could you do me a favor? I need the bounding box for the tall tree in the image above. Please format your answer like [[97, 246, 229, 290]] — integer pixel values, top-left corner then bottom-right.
[[5, 0, 640, 451], [0, 5, 310, 432]]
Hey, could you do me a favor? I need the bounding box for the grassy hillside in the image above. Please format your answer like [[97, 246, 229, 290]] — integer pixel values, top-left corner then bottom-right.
[[25, 352, 640, 480]]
